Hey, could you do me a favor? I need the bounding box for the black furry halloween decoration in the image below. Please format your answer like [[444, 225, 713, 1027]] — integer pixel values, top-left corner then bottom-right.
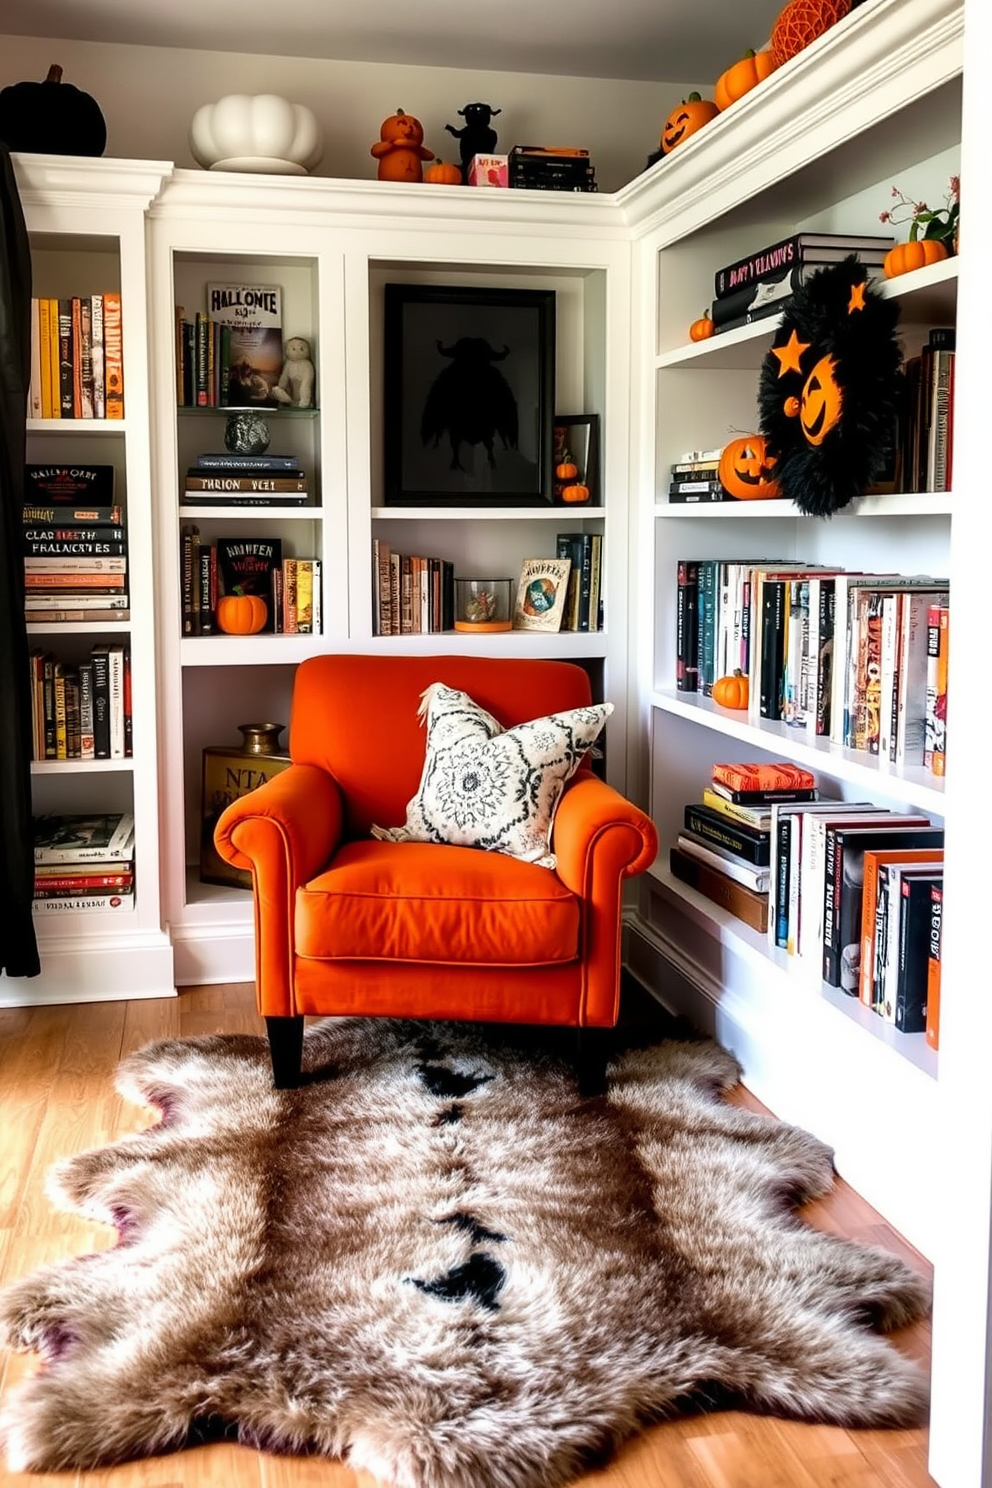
[[757, 256, 902, 517]]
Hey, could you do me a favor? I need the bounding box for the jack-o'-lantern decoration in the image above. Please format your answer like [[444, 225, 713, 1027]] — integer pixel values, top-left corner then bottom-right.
[[718, 435, 781, 500], [758, 256, 902, 516], [661, 93, 719, 154], [371, 108, 434, 182]]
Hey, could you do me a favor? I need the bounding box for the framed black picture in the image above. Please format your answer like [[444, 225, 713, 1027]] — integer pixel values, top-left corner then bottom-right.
[[383, 284, 556, 506]]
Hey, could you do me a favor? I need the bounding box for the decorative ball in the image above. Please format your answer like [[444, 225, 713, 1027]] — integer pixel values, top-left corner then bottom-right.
[[771, 0, 851, 67], [224, 411, 270, 455]]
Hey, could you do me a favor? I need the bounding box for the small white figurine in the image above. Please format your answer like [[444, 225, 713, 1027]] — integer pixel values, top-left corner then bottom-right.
[[271, 336, 315, 408]]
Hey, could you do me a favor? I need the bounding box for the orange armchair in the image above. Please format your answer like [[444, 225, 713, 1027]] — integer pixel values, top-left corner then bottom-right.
[[213, 654, 657, 1086]]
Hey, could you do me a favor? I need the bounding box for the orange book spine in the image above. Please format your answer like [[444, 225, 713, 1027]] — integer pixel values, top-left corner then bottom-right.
[[925, 882, 943, 1051], [103, 291, 124, 419]]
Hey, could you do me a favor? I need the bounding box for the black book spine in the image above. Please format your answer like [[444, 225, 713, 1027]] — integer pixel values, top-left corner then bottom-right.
[[90, 646, 111, 760], [895, 875, 941, 1033], [759, 580, 786, 719], [676, 559, 699, 692], [775, 814, 791, 949], [683, 805, 770, 866]]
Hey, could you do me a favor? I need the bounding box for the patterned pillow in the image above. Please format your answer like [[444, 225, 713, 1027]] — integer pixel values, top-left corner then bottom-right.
[[371, 683, 613, 867]]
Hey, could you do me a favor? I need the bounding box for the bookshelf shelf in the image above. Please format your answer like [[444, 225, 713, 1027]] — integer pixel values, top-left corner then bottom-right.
[[371, 506, 603, 522], [30, 758, 136, 776], [655, 493, 957, 519], [177, 506, 324, 521], [651, 689, 947, 814], [26, 418, 129, 435], [645, 863, 938, 1081]]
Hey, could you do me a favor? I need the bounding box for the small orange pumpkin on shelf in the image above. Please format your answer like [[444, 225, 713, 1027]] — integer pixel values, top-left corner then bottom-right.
[[712, 670, 749, 710], [714, 48, 779, 112], [883, 238, 949, 278], [717, 434, 781, 500], [424, 158, 462, 185], [556, 458, 579, 480], [660, 93, 719, 154], [689, 312, 715, 342], [561, 481, 591, 505], [217, 592, 268, 635]]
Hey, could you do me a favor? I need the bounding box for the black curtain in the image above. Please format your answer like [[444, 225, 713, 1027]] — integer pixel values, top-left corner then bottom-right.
[[0, 144, 40, 976]]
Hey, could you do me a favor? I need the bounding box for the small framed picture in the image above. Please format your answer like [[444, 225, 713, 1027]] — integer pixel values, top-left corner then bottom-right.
[[383, 284, 556, 506], [552, 414, 600, 506], [512, 557, 572, 632]]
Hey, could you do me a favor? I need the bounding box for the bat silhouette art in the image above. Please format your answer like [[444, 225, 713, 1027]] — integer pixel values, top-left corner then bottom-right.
[[420, 336, 519, 471]]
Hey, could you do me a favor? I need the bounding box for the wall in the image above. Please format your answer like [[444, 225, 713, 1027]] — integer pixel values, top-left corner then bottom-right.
[[0, 35, 701, 193]]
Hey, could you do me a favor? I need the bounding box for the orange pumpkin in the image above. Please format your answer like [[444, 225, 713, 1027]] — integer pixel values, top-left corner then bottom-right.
[[556, 459, 579, 479], [883, 238, 949, 278], [217, 593, 268, 635], [771, 0, 851, 67], [689, 313, 715, 342], [717, 435, 781, 500], [561, 482, 591, 504], [424, 158, 462, 185], [712, 671, 749, 709], [714, 49, 779, 112], [661, 93, 719, 154], [371, 108, 434, 182]]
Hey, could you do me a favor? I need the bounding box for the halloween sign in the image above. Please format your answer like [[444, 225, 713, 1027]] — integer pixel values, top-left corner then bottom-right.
[[757, 257, 902, 516]]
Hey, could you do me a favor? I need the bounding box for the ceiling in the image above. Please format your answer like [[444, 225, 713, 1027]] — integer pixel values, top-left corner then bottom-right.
[[0, 0, 786, 83]]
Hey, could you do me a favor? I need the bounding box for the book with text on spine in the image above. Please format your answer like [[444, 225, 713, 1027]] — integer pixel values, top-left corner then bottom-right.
[[713, 233, 895, 299], [33, 811, 135, 864], [216, 536, 283, 633]]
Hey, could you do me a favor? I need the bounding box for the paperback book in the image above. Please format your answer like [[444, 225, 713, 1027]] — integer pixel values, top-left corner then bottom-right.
[[33, 811, 135, 864], [216, 536, 283, 632]]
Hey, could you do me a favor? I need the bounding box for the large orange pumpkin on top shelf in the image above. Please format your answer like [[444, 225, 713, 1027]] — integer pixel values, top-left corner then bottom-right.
[[661, 93, 719, 154], [717, 435, 781, 499], [714, 49, 778, 112]]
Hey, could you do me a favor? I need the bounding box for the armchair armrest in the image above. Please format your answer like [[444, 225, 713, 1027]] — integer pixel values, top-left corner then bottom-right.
[[213, 764, 344, 1017], [551, 774, 658, 1024]]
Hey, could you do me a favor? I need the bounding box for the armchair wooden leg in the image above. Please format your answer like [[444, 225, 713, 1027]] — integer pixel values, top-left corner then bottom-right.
[[266, 1016, 305, 1088], [574, 1027, 609, 1098]]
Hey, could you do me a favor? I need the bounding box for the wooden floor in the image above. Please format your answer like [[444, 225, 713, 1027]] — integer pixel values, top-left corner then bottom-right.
[[0, 982, 936, 1488]]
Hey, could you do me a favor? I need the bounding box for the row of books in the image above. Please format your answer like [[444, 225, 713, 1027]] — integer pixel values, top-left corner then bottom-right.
[[675, 558, 950, 772], [508, 146, 598, 193], [670, 764, 945, 1044], [23, 464, 130, 624], [900, 328, 955, 494], [28, 642, 131, 761], [27, 293, 124, 420], [32, 811, 135, 913], [176, 283, 286, 408], [705, 231, 894, 334], [372, 539, 455, 636], [180, 529, 321, 636], [555, 532, 604, 633]]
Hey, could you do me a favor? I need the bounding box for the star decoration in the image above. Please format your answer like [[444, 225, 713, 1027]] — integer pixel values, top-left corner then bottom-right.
[[770, 329, 811, 377], [847, 281, 866, 313]]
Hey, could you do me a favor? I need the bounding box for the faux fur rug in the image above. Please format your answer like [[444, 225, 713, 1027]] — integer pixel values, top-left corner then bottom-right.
[[0, 1019, 929, 1487]]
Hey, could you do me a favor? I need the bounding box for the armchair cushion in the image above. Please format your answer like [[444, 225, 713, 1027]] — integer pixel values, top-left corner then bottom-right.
[[371, 682, 613, 867], [296, 839, 580, 964]]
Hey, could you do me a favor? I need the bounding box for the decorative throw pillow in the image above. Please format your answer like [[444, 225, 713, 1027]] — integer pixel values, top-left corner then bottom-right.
[[371, 683, 613, 867]]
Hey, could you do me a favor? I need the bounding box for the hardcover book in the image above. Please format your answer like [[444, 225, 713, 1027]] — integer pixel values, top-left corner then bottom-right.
[[24, 465, 115, 505], [216, 536, 283, 632], [669, 845, 769, 934], [512, 558, 571, 632], [713, 232, 895, 299], [207, 283, 283, 405], [33, 811, 135, 864]]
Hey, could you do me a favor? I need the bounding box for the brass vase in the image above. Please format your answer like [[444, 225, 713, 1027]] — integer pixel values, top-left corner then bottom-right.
[[199, 723, 291, 889]]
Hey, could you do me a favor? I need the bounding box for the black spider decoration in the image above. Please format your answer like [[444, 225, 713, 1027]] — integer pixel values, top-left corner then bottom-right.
[[757, 256, 903, 517], [420, 336, 519, 471], [445, 102, 501, 182]]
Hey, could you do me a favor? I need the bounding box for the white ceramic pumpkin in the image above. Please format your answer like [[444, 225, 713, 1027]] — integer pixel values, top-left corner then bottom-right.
[[188, 93, 324, 174]]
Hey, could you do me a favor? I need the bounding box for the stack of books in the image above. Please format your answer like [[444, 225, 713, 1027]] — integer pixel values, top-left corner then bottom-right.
[[32, 811, 135, 914], [182, 452, 310, 508], [28, 292, 124, 420], [176, 282, 285, 408], [708, 231, 894, 335], [670, 762, 819, 934], [23, 464, 129, 624], [180, 530, 321, 636], [508, 146, 598, 193], [667, 448, 728, 505], [27, 641, 131, 760], [898, 327, 956, 493]]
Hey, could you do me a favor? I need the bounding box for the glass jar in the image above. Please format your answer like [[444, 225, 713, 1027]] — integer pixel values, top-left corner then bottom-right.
[[453, 578, 513, 633]]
